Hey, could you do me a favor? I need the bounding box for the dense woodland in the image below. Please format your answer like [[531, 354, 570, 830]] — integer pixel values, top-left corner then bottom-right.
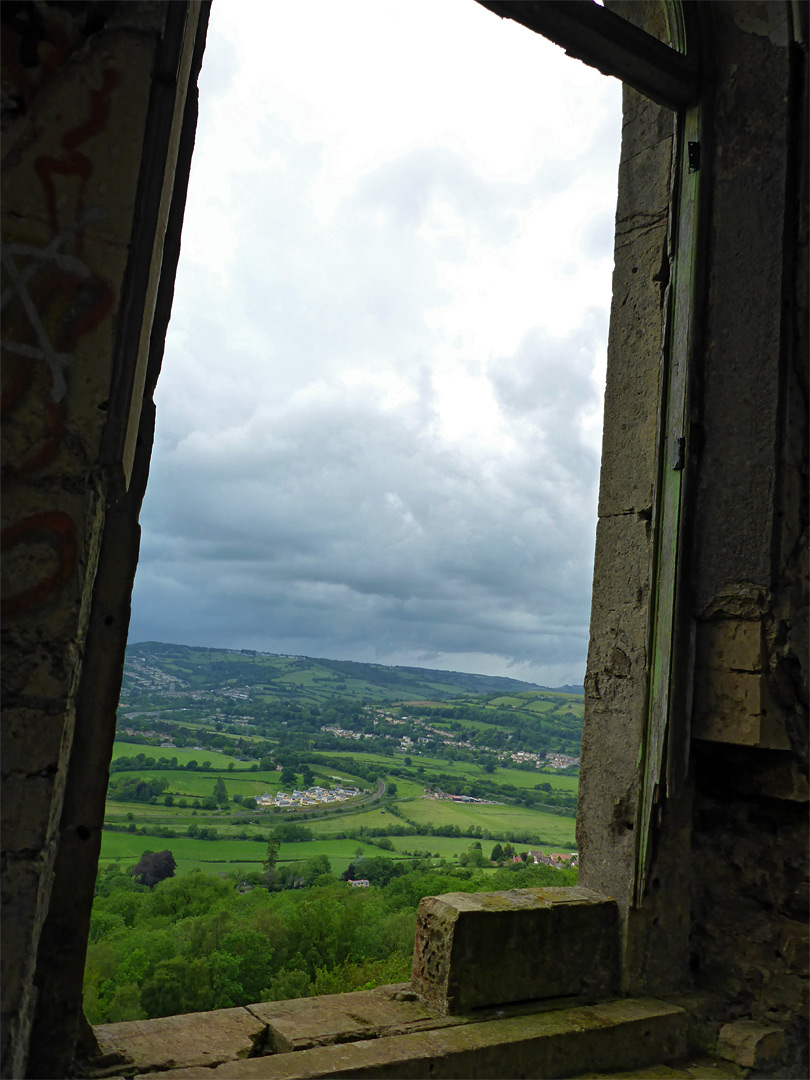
[[85, 859, 576, 1023]]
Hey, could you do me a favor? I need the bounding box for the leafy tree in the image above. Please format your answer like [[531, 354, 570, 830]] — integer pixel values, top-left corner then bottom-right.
[[265, 834, 280, 873], [212, 778, 228, 803], [106, 982, 146, 1022], [301, 764, 314, 788], [459, 846, 488, 868], [280, 766, 297, 787], [275, 822, 313, 842], [490, 843, 504, 862], [353, 857, 402, 887], [146, 871, 233, 919], [89, 910, 125, 943], [264, 969, 311, 1002], [131, 850, 177, 889], [140, 956, 211, 1017]]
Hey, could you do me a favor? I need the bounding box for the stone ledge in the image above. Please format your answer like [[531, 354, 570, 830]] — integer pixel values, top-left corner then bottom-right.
[[91, 1007, 266, 1074], [411, 886, 619, 1013], [571, 1055, 744, 1079], [249, 984, 455, 1053], [84, 984, 580, 1075], [88, 996, 686, 1080]]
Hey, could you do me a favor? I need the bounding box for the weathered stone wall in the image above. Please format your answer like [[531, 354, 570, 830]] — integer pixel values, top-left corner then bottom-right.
[[687, 4, 809, 1074], [0, 4, 207, 1075], [691, 746, 808, 1075], [580, 0, 808, 1070]]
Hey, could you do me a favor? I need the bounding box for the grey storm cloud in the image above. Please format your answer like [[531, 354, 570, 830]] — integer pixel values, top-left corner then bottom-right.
[[131, 317, 601, 684], [128, 0, 621, 687]]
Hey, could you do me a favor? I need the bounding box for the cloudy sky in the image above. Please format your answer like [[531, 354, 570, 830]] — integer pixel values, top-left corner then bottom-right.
[[128, 0, 622, 687]]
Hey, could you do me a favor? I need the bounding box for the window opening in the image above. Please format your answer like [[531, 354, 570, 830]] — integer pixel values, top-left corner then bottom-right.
[[85, 0, 625, 1024]]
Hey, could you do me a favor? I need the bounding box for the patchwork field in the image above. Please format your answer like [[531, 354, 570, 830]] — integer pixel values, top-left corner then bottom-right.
[[400, 797, 577, 849], [104, 645, 582, 879]]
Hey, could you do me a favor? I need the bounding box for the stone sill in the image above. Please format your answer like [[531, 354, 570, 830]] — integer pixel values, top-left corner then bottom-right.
[[84, 984, 689, 1079]]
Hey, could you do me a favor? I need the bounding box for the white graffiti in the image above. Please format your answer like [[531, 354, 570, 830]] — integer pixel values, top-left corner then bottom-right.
[[1, 209, 105, 402]]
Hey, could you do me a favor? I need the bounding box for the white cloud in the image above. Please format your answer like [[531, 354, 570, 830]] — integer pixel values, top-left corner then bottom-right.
[[130, 0, 621, 687]]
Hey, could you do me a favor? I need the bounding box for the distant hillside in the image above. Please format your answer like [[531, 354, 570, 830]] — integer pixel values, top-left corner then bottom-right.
[[124, 641, 568, 705]]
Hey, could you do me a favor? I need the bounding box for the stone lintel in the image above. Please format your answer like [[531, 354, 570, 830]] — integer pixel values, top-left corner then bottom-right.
[[133, 998, 686, 1080], [411, 886, 618, 1013]]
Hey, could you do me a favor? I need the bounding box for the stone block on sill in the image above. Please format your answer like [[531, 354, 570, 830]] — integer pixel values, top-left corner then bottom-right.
[[716, 1018, 786, 1069], [411, 886, 619, 1013]]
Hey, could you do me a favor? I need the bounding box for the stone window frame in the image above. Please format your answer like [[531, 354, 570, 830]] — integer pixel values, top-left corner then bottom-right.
[[15, 2, 710, 1072]]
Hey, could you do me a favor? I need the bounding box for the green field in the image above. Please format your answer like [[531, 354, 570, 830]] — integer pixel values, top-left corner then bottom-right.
[[98, 830, 413, 879], [487, 767, 579, 792], [111, 741, 245, 768], [380, 834, 573, 859], [106, 644, 582, 880], [303, 807, 401, 836], [100, 831, 267, 867], [401, 798, 576, 849], [101, 754, 576, 872], [385, 776, 426, 799]]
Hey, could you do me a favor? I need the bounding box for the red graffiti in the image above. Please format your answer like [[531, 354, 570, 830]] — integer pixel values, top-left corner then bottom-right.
[[1, 511, 78, 616], [34, 68, 121, 240], [2, 28, 120, 618]]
